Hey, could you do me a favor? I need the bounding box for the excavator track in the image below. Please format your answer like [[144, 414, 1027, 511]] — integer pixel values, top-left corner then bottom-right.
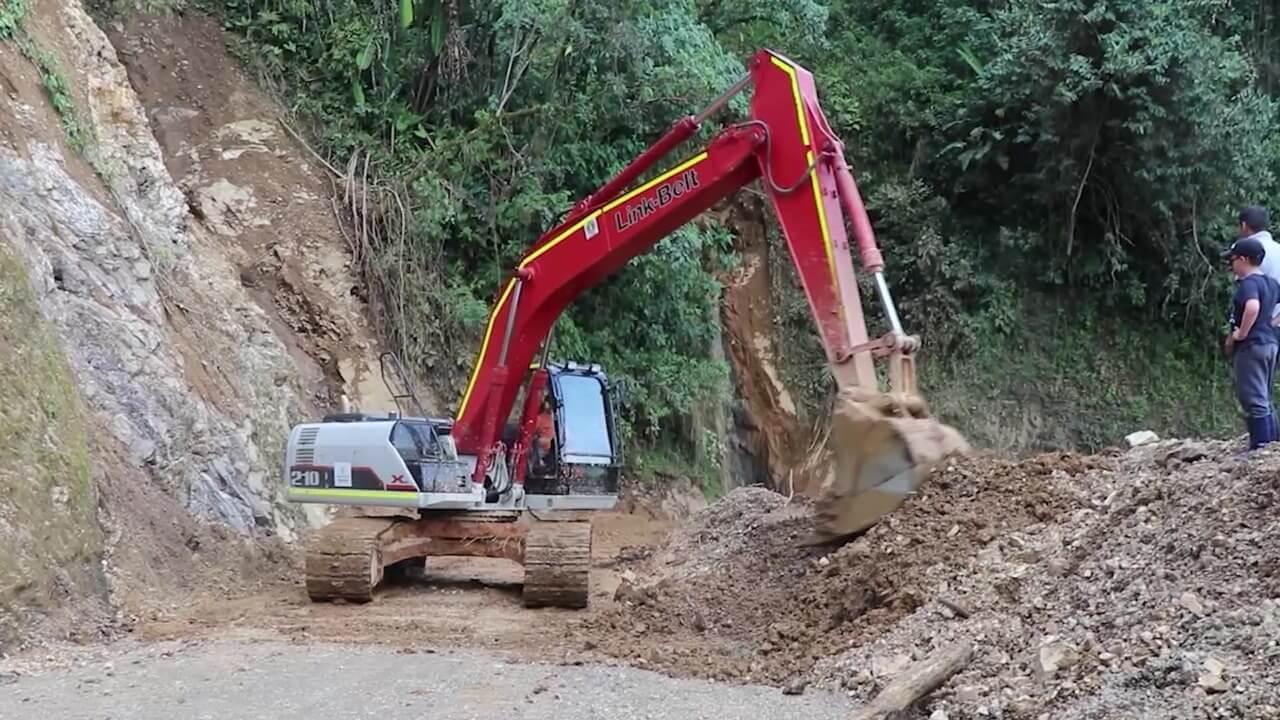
[[305, 513, 594, 608], [522, 521, 592, 609], [304, 517, 399, 602]]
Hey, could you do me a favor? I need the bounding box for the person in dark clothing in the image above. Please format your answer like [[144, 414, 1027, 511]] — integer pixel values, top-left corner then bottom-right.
[[1222, 235, 1280, 450], [1236, 205, 1280, 339]]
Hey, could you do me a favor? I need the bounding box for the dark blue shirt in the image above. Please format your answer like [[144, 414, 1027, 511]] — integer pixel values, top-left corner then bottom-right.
[[1231, 273, 1280, 346]]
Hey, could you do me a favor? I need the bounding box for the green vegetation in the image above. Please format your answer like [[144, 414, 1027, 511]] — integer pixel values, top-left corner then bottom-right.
[[207, 0, 749, 454], [0, 0, 28, 38], [919, 296, 1240, 451], [19, 40, 91, 155], [0, 239, 103, 643], [2, 0, 94, 157], [198, 0, 1280, 467]]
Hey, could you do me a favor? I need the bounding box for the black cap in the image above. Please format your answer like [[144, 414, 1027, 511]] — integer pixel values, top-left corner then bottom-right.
[[1222, 236, 1266, 263], [1240, 205, 1270, 231]]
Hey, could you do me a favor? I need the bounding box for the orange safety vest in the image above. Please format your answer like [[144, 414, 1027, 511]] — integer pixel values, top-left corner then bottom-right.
[[534, 413, 554, 450]]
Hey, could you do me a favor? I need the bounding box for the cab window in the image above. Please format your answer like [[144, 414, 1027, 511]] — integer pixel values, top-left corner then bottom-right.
[[389, 422, 429, 461], [555, 374, 614, 463]]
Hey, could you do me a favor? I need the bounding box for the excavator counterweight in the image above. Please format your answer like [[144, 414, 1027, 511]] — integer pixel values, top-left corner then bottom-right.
[[283, 48, 969, 607]]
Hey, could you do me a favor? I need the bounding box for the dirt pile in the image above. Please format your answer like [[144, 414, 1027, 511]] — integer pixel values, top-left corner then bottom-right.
[[590, 440, 1280, 719], [581, 452, 1080, 684], [813, 439, 1280, 720]]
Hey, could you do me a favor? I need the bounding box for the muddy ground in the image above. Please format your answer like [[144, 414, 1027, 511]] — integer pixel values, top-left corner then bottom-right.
[[115, 511, 673, 661]]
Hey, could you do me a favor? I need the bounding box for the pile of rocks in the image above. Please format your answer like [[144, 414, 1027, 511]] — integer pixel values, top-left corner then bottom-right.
[[811, 440, 1280, 719]]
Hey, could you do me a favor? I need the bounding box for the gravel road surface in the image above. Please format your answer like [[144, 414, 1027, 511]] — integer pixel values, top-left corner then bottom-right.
[[0, 639, 857, 720]]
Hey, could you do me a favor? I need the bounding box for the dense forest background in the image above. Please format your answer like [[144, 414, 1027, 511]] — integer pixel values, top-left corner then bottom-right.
[[181, 0, 1280, 481]]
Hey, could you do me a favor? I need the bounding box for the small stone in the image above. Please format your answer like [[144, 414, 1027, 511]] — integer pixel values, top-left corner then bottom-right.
[[1036, 639, 1080, 677], [1017, 548, 1042, 564], [1178, 592, 1206, 616], [1125, 430, 1159, 447], [690, 612, 707, 633], [818, 556, 831, 567], [532, 683, 548, 695], [954, 685, 982, 704], [976, 547, 1002, 566], [1198, 672, 1229, 693], [1047, 558, 1071, 577], [615, 581, 649, 606], [782, 679, 807, 696], [871, 654, 913, 678], [930, 711, 950, 720], [1203, 657, 1227, 676]]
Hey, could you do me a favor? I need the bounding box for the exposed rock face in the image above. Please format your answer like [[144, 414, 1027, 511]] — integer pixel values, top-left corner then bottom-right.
[[1, 137, 304, 533], [0, 1, 398, 539]]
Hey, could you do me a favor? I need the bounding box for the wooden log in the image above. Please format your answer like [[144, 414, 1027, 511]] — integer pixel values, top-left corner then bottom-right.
[[848, 641, 974, 720]]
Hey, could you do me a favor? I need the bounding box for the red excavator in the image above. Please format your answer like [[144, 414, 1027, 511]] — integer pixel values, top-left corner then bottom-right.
[[285, 49, 968, 608]]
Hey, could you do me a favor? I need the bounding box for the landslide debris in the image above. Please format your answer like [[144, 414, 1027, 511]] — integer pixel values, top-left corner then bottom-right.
[[582, 452, 1079, 683], [586, 440, 1280, 719]]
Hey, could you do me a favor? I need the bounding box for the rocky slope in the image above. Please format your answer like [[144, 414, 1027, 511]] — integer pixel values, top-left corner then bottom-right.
[[0, 0, 407, 649]]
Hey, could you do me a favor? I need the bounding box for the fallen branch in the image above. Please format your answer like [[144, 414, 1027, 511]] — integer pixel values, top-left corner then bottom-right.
[[848, 641, 974, 720]]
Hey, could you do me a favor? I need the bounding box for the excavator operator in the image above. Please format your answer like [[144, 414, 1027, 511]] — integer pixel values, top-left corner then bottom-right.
[[532, 396, 555, 470]]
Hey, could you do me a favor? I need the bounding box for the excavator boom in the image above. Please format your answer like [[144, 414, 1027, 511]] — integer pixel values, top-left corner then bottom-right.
[[452, 49, 969, 537]]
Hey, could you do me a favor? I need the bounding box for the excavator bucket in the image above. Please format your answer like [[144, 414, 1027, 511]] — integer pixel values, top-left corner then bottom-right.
[[809, 385, 970, 542]]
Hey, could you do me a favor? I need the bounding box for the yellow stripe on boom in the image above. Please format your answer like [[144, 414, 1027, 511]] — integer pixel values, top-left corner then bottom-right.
[[601, 152, 709, 213], [769, 56, 840, 307], [455, 278, 517, 421], [454, 152, 712, 422]]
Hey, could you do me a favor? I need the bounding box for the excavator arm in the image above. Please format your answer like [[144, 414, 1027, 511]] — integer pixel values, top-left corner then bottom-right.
[[453, 49, 967, 537]]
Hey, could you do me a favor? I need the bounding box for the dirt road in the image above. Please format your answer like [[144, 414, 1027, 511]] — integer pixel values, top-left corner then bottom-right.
[[0, 510, 856, 719], [0, 639, 857, 720], [118, 512, 676, 662]]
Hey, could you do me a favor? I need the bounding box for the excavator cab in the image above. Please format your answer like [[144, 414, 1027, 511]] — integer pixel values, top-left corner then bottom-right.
[[525, 362, 622, 498]]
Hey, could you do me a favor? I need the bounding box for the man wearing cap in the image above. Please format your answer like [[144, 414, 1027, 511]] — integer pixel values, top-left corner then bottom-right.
[[1222, 234, 1280, 450]]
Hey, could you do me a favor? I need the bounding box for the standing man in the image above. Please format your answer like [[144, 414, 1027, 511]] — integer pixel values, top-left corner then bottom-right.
[[1238, 205, 1280, 330], [1222, 235, 1280, 450]]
